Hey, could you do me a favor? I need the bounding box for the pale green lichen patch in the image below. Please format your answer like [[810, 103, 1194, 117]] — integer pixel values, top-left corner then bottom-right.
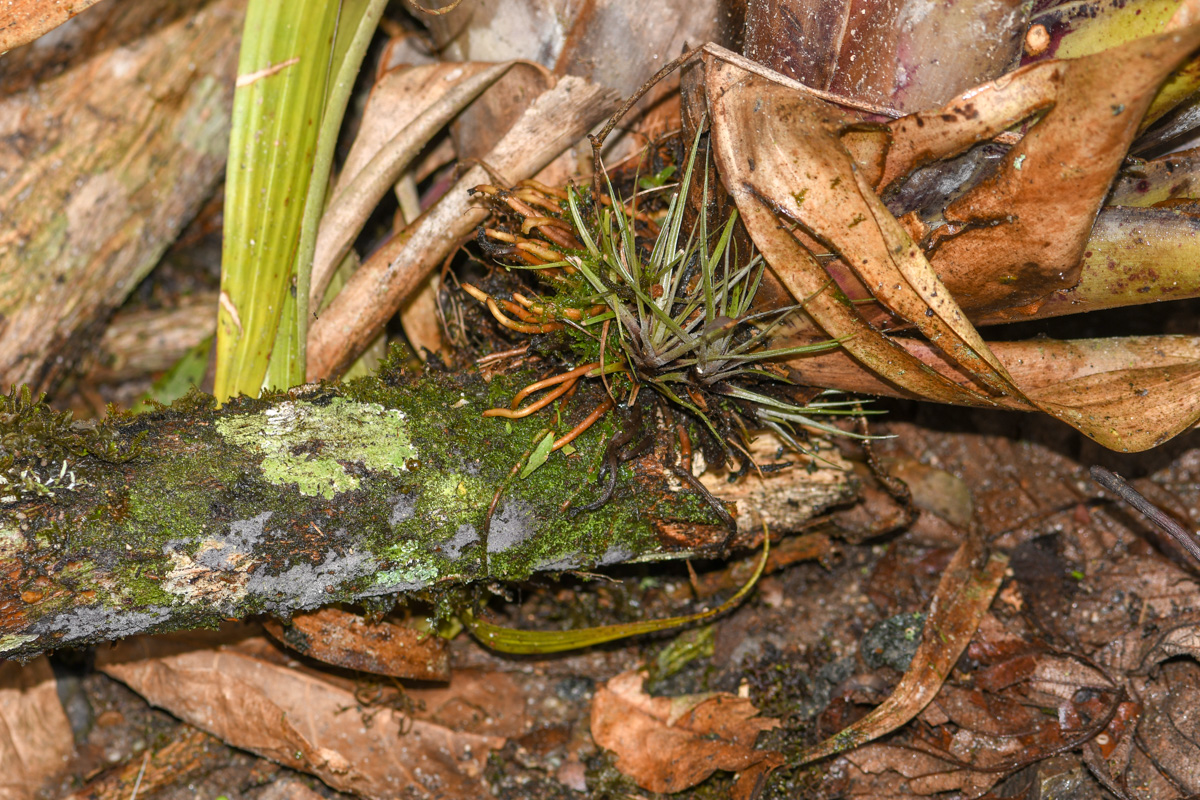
[[374, 537, 441, 591], [0, 523, 24, 559], [0, 634, 37, 654], [215, 398, 418, 499]]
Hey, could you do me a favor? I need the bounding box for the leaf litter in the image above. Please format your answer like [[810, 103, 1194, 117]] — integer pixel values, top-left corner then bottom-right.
[[13, 2, 1200, 800]]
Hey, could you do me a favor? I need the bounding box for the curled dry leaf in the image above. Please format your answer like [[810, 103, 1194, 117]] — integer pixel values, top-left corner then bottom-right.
[[97, 633, 505, 799], [590, 670, 783, 800], [261, 607, 449, 681], [703, 43, 1200, 451], [838, 651, 1119, 796], [0, 656, 74, 800], [793, 535, 1007, 766]]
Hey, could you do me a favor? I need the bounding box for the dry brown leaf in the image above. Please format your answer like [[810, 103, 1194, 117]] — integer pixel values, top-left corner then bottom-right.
[[794, 535, 1007, 765], [0, 0, 107, 53], [705, 45, 1200, 451], [0, 656, 73, 800], [931, 27, 1200, 313], [705, 47, 1003, 408], [96, 633, 505, 799], [261, 607, 449, 681], [311, 61, 523, 303], [838, 742, 1002, 797], [590, 670, 783, 799], [307, 75, 619, 380]]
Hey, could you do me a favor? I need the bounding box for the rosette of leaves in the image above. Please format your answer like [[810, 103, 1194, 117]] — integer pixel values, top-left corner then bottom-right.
[[467, 130, 868, 459]]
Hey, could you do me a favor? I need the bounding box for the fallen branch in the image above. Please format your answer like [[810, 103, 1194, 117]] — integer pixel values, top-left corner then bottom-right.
[[0, 364, 854, 660]]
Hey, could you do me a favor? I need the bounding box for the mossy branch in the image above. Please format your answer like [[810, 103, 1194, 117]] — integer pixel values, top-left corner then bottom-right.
[[0, 362, 853, 661]]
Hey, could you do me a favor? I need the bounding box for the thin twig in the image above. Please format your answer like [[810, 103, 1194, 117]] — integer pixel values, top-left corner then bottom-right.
[[590, 44, 705, 198], [129, 751, 150, 800], [1091, 466, 1200, 563]]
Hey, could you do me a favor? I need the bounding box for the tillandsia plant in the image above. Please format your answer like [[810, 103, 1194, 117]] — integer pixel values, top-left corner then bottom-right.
[[463, 128, 874, 468]]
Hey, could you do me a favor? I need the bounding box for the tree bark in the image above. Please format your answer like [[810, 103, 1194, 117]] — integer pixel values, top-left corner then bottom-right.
[[0, 366, 855, 660], [0, 0, 240, 394]]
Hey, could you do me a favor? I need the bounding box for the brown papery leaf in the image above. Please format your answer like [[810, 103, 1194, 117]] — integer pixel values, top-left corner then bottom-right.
[[97, 633, 505, 799], [930, 27, 1200, 313], [0, 0, 107, 53], [704, 45, 1200, 451], [590, 670, 783, 800], [0, 656, 74, 800], [792, 535, 1007, 765]]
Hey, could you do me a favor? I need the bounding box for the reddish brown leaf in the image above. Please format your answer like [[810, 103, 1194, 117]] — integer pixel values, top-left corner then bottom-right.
[[262, 607, 449, 681], [97, 633, 505, 799], [0, 656, 73, 800], [590, 670, 784, 798]]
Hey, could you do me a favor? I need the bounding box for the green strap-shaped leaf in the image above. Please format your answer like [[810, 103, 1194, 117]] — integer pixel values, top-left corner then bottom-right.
[[463, 536, 769, 654], [216, 0, 385, 401]]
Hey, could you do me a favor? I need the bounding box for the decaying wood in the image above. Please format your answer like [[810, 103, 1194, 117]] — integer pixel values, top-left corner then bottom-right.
[[0, 0, 240, 394], [0, 366, 855, 661], [85, 291, 217, 384]]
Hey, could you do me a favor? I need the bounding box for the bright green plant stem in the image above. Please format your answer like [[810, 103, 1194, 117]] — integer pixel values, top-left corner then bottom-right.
[[216, 1, 383, 401], [274, 0, 387, 390]]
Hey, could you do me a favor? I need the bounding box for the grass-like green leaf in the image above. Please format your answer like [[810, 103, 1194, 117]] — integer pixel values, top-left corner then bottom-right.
[[519, 431, 556, 479], [463, 536, 769, 654], [216, 0, 385, 401]]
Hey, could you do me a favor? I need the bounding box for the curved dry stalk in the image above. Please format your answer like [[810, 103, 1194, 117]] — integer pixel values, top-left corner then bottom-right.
[[309, 61, 517, 307], [306, 76, 620, 381]]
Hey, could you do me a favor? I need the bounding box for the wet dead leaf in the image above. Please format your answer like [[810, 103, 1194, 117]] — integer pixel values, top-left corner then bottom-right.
[[590, 670, 783, 799], [744, 0, 1027, 115], [0, 656, 73, 800], [96, 633, 505, 799], [261, 607, 449, 681]]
